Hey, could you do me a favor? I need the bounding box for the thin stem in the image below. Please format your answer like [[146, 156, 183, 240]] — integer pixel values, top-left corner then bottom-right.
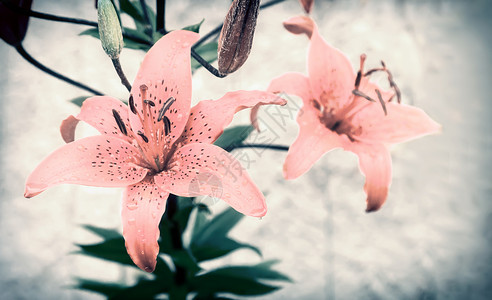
[[234, 143, 289, 151], [1, 0, 152, 45], [259, 0, 287, 10], [15, 44, 103, 95], [165, 194, 187, 287], [156, 0, 167, 34], [190, 49, 226, 78], [139, 0, 153, 36], [111, 58, 132, 92], [1, 0, 98, 26]]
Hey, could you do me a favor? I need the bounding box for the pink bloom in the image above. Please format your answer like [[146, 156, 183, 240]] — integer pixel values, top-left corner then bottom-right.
[[264, 17, 440, 212], [25, 30, 285, 272]]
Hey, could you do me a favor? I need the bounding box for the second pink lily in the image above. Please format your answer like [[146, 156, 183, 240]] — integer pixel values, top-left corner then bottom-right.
[[264, 17, 440, 212]]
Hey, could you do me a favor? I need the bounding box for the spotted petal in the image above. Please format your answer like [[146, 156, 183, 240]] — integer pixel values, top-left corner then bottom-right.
[[122, 177, 168, 273], [284, 104, 345, 179], [60, 96, 133, 143], [155, 143, 266, 217], [24, 136, 148, 198], [344, 142, 392, 212], [179, 91, 285, 145], [352, 102, 441, 144], [308, 21, 356, 110], [129, 30, 199, 147]]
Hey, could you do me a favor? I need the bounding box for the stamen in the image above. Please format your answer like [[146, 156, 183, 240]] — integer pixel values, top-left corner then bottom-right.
[[352, 89, 375, 102], [331, 120, 341, 131], [129, 95, 137, 114], [359, 54, 366, 74], [364, 68, 384, 77], [375, 89, 387, 115], [157, 97, 176, 122], [163, 116, 171, 136], [112, 109, 128, 135], [143, 99, 156, 106], [139, 84, 148, 93], [154, 157, 161, 171], [137, 131, 149, 143]]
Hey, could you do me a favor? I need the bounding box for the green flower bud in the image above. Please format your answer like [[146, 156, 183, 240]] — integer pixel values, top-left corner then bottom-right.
[[97, 0, 123, 59]]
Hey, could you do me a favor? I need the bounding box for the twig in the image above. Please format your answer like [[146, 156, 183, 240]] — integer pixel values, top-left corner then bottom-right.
[[111, 58, 132, 92], [15, 44, 103, 95]]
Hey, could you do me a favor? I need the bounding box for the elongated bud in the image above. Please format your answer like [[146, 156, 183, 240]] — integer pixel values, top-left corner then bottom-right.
[[218, 0, 259, 75], [97, 0, 123, 59], [0, 0, 33, 46]]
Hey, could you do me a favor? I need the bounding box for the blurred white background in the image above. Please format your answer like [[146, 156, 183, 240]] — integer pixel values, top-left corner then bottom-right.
[[1, 0, 491, 299]]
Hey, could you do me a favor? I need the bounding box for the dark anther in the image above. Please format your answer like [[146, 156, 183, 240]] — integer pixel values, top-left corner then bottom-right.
[[354, 71, 362, 89], [112, 109, 128, 135], [129, 95, 137, 114], [139, 84, 148, 92], [364, 68, 384, 77], [158, 97, 176, 122], [143, 100, 156, 106], [163, 116, 171, 136], [381, 60, 386, 68], [137, 131, 149, 143], [352, 89, 375, 102], [375, 89, 387, 115]]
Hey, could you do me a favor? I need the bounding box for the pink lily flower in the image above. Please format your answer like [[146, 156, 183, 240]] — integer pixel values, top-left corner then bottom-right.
[[264, 17, 440, 212], [24, 30, 285, 272]]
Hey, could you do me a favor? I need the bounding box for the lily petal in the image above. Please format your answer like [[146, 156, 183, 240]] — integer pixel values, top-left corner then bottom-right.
[[353, 102, 441, 144], [24, 136, 148, 198], [155, 143, 266, 217], [345, 142, 392, 212], [60, 96, 133, 143], [284, 104, 345, 179], [179, 90, 285, 145], [308, 21, 356, 110], [251, 73, 309, 130], [122, 177, 168, 273], [129, 30, 199, 147]]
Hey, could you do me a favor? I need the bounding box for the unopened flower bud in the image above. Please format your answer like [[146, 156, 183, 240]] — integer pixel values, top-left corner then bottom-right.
[[218, 0, 259, 75], [97, 0, 123, 59]]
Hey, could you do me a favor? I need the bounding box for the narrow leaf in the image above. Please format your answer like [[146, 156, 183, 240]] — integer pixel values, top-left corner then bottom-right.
[[214, 125, 254, 151]]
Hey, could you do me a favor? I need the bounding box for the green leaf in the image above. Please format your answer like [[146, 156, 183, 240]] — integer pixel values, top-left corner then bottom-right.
[[191, 42, 218, 71], [81, 224, 121, 240], [182, 19, 205, 33], [190, 272, 279, 296], [80, 27, 151, 51], [79, 28, 100, 39], [70, 96, 90, 107], [73, 278, 126, 297], [119, 0, 144, 23], [153, 257, 173, 281], [173, 196, 195, 231], [190, 261, 290, 296], [108, 279, 166, 300], [191, 207, 244, 246], [214, 125, 254, 152], [76, 238, 137, 268], [191, 237, 261, 262]]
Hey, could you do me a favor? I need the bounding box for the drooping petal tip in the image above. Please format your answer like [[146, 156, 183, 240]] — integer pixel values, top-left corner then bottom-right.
[[283, 16, 315, 38], [60, 115, 79, 143]]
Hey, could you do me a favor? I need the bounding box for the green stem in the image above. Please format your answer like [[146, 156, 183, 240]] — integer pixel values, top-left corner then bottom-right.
[[234, 143, 289, 151], [15, 43, 103, 95], [111, 58, 132, 92], [191, 49, 225, 78], [156, 0, 167, 34]]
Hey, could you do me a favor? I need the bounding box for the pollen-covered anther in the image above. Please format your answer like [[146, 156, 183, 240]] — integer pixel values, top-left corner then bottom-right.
[[129, 95, 137, 114], [375, 89, 387, 115], [352, 89, 375, 102], [143, 100, 156, 107], [157, 97, 175, 122], [163, 116, 171, 136], [137, 131, 149, 143], [112, 109, 128, 135]]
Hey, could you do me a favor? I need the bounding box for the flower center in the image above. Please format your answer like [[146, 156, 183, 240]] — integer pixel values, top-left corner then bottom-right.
[[112, 84, 178, 173]]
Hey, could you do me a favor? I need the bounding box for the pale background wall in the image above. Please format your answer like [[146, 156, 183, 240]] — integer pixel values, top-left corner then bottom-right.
[[1, 0, 491, 299]]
